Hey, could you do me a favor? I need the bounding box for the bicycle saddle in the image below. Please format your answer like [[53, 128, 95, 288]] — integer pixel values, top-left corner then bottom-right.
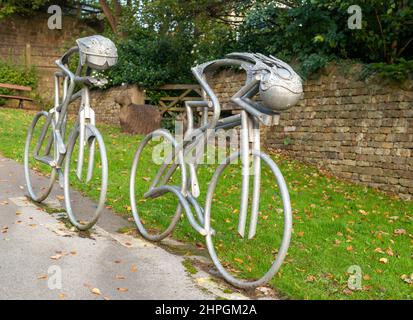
[[76, 35, 118, 71]]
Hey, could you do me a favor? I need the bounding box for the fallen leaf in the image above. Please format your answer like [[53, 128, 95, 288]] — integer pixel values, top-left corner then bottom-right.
[[115, 275, 126, 280], [117, 288, 129, 292], [363, 274, 371, 281], [130, 265, 137, 273], [297, 231, 305, 237], [379, 258, 388, 264], [359, 209, 369, 216], [400, 274, 413, 284], [70, 251, 77, 256], [306, 275, 316, 282], [50, 254, 63, 261], [374, 247, 384, 254], [234, 258, 243, 264], [57, 195, 65, 201], [346, 245, 353, 252], [394, 229, 406, 236], [114, 260, 122, 264], [58, 293, 67, 299], [37, 274, 48, 280], [91, 288, 102, 295], [385, 248, 394, 257]]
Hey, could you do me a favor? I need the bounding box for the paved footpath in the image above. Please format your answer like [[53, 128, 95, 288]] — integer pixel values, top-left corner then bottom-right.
[[0, 156, 254, 300]]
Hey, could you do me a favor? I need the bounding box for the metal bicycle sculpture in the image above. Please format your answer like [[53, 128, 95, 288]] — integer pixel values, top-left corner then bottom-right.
[[24, 35, 118, 230], [130, 53, 303, 288]]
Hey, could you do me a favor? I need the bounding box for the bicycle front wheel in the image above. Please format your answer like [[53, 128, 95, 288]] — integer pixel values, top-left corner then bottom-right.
[[204, 150, 292, 289], [64, 124, 108, 230], [24, 111, 57, 203], [130, 129, 187, 242]]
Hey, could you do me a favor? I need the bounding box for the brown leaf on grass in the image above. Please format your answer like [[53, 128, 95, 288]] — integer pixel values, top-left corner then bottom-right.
[[346, 245, 353, 252], [374, 247, 384, 254], [306, 275, 316, 282], [297, 231, 305, 237], [400, 274, 413, 284], [359, 209, 368, 216], [91, 288, 102, 295], [394, 229, 406, 236], [385, 248, 394, 257], [379, 258, 388, 264], [363, 274, 371, 281], [234, 258, 243, 264]]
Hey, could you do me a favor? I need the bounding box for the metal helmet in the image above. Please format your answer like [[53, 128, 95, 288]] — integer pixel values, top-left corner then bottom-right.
[[226, 53, 303, 111], [76, 35, 118, 70]]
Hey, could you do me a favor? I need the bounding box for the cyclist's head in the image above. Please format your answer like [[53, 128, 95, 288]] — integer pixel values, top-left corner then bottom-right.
[[76, 35, 118, 71]]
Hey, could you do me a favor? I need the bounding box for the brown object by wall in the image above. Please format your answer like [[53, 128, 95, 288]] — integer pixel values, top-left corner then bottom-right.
[[115, 89, 161, 135]]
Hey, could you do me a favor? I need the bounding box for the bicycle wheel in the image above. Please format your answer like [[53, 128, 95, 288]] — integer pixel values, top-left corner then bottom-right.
[[130, 129, 187, 242], [204, 150, 292, 288], [24, 111, 57, 203], [64, 124, 108, 230]]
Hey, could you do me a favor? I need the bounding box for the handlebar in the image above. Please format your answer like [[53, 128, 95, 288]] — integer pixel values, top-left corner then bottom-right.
[[55, 47, 107, 88]]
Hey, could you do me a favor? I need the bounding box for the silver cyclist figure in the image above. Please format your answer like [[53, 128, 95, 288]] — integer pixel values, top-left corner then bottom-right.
[[130, 52, 303, 288], [24, 35, 118, 230]]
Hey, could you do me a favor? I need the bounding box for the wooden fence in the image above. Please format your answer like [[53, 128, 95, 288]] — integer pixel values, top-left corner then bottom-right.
[[156, 84, 203, 116]]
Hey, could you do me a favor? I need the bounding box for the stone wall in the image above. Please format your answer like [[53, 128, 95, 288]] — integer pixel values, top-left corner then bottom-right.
[[209, 66, 413, 200], [0, 13, 96, 107]]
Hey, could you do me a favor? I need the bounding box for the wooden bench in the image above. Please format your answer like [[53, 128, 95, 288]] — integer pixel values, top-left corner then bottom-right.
[[0, 83, 33, 109]]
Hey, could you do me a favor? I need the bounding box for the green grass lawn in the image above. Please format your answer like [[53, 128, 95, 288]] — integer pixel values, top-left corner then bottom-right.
[[0, 108, 411, 300]]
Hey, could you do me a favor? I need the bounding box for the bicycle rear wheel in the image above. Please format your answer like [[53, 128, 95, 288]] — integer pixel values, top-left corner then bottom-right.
[[24, 111, 57, 202], [204, 150, 292, 288], [63, 124, 108, 230]]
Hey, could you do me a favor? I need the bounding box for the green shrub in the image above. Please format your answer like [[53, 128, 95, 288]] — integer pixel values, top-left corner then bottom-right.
[[362, 59, 413, 82]]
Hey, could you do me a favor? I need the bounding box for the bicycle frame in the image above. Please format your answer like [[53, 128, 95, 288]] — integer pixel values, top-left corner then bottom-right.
[[32, 47, 98, 185], [141, 62, 269, 237]]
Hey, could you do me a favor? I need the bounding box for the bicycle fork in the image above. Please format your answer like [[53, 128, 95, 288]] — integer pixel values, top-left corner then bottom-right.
[[77, 87, 96, 183]]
